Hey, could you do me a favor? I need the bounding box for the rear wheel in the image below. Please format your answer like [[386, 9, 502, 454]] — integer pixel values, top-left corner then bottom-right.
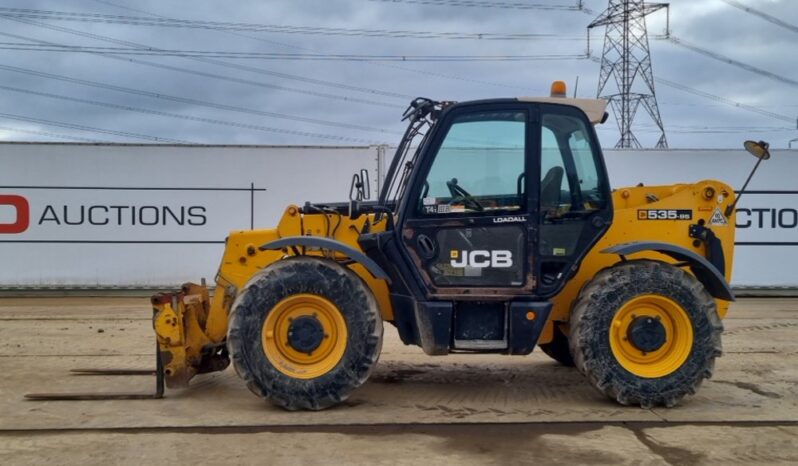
[[569, 260, 723, 408], [227, 257, 383, 410]]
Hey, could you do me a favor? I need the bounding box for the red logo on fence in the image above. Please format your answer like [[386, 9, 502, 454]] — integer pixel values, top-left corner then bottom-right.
[[0, 195, 30, 234]]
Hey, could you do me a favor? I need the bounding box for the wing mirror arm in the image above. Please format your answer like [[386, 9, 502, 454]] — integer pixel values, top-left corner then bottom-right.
[[725, 140, 770, 217]]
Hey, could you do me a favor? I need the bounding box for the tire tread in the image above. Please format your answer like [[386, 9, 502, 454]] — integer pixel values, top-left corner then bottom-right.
[[226, 256, 383, 411], [569, 260, 722, 408]]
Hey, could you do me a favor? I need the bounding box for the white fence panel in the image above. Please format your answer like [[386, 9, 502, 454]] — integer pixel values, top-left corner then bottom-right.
[[0, 143, 379, 287]]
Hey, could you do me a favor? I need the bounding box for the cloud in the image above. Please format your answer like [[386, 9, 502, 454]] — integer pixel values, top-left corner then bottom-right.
[[0, 0, 793, 148]]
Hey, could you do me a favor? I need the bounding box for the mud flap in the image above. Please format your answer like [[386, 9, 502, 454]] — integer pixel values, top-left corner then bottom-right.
[[508, 301, 553, 355]]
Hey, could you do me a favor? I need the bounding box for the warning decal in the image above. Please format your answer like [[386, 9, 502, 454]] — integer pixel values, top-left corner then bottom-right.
[[709, 207, 728, 226]]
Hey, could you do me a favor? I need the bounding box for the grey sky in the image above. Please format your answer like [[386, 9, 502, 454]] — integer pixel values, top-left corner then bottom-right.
[[0, 0, 795, 148]]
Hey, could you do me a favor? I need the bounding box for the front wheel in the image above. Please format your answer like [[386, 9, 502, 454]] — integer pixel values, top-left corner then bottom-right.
[[227, 257, 383, 410], [569, 260, 723, 408]]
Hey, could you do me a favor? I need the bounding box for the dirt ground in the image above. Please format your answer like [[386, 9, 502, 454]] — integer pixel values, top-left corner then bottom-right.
[[1, 297, 796, 465]]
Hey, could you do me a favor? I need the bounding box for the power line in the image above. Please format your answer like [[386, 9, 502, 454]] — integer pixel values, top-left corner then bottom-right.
[[0, 64, 399, 135], [0, 20, 401, 108], [56, 0, 798, 111], [82, 0, 527, 96], [370, 0, 582, 10], [75, 0, 798, 141], [4, 6, 400, 142], [9, 3, 789, 139], [68, 6, 419, 101], [647, 123, 793, 130], [719, 0, 798, 35], [667, 36, 798, 89], [584, 55, 796, 126], [1, 12, 528, 102], [5, 12, 544, 104], [627, 128, 791, 134], [625, 123, 793, 134], [0, 112, 193, 143], [0, 42, 587, 61], [0, 7, 575, 40], [0, 124, 104, 142], [85, 0, 539, 93], [661, 102, 798, 108], [7, 19, 790, 134], [655, 77, 796, 125], [0, 85, 387, 144], [610, 128, 789, 134], [73, 0, 539, 98], [186, 56, 411, 100], [83, 0, 415, 100]]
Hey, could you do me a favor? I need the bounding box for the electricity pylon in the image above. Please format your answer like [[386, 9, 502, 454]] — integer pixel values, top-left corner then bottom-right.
[[589, 1, 669, 148]]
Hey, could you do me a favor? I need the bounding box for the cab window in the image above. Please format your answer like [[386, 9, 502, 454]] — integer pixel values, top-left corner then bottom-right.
[[417, 111, 526, 216], [540, 113, 606, 220]]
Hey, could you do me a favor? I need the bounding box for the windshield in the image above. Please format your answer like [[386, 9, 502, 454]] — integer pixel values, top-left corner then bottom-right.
[[416, 111, 526, 216]]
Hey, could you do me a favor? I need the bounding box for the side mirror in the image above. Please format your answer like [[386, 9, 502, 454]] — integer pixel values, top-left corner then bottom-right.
[[349, 169, 371, 202], [744, 140, 770, 160], [360, 169, 371, 200]]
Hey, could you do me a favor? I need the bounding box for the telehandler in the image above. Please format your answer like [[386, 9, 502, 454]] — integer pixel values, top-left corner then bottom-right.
[[29, 81, 771, 410]]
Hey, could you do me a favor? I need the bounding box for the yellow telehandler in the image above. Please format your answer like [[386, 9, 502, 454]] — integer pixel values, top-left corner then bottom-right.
[[28, 81, 771, 410]]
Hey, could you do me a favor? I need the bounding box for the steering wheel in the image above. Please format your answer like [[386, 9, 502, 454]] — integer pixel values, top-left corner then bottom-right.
[[446, 178, 484, 212]]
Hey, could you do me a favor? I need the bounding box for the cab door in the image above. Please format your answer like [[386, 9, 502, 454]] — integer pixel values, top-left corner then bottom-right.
[[398, 103, 538, 299], [536, 103, 613, 295]]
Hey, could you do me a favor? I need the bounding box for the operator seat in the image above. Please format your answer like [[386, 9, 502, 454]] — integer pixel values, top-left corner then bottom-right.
[[540, 166, 564, 211]]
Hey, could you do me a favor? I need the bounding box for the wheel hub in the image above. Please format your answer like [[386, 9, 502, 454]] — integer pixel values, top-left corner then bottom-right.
[[287, 315, 325, 354], [609, 294, 694, 379], [262, 294, 348, 379], [626, 315, 667, 353]]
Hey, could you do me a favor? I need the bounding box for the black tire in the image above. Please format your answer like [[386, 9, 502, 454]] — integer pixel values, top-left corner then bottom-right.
[[569, 260, 723, 408], [538, 324, 575, 367], [227, 256, 383, 410]]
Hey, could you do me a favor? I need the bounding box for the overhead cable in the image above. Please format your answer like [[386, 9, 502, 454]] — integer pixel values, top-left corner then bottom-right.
[[369, 0, 581, 11], [585, 56, 796, 125], [0, 124, 104, 142], [655, 77, 796, 124], [0, 12, 531, 99], [0, 7, 578, 40], [0, 64, 398, 135], [667, 36, 798, 89], [719, 0, 798, 35], [20, 8, 416, 100], [84, 0, 538, 92], [0, 112, 193, 143], [0, 42, 587, 61], [0, 22, 400, 108], [0, 85, 387, 144]]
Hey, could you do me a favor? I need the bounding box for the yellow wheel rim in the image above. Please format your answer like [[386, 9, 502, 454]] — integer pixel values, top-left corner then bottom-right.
[[609, 295, 694, 378], [261, 294, 348, 379]]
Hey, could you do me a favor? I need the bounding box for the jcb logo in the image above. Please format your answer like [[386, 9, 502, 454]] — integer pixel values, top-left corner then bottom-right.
[[450, 249, 513, 268], [0, 195, 30, 234]]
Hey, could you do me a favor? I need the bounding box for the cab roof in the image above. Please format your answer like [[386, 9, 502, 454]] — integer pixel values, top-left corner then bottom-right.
[[517, 96, 609, 124]]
